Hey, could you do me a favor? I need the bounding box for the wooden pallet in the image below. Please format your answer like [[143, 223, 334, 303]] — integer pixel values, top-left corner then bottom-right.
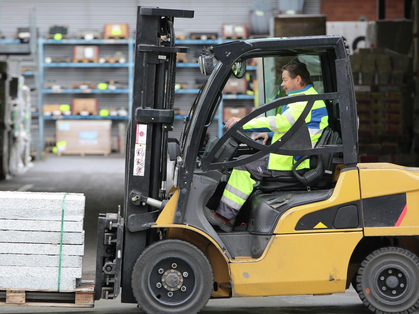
[[190, 33, 218, 40], [103, 35, 129, 40], [223, 36, 247, 40], [57, 151, 110, 157], [100, 57, 123, 64], [73, 58, 98, 63], [0, 281, 94, 308]]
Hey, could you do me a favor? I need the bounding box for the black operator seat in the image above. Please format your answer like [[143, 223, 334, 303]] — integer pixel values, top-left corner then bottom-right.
[[257, 126, 342, 192]]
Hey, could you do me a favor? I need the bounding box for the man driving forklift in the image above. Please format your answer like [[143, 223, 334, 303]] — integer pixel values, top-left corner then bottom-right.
[[204, 58, 329, 232]]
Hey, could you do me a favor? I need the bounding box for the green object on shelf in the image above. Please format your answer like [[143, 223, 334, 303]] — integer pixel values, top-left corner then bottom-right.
[[100, 109, 110, 117], [60, 104, 70, 112], [111, 28, 122, 36], [98, 83, 108, 90], [54, 33, 63, 40]]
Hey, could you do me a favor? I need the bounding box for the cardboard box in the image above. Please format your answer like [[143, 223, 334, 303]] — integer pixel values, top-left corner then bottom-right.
[[223, 78, 247, 94], [104, 24, 129, 39], [73, 46, 99, 63], [56, 121, 111, 155], [43, 104, 62, 113], [223, 107, 248, 121], [72, 98, 98, 115], [222, 24, 248, 39]]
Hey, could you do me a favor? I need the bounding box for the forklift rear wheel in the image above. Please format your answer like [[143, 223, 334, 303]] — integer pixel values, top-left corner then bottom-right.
[[355, 247, 419, 314], [131, 239, 213, 314]]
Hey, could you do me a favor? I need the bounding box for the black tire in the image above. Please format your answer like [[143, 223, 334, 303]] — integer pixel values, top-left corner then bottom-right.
[[355, 247, 419, 314], [131, 239, 213, 314]]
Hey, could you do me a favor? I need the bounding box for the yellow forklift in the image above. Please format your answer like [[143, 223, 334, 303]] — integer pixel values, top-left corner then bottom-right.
[[94, 7, 419, 314]]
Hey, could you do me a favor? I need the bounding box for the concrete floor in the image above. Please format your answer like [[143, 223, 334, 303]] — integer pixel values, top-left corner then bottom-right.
[[0, 154, 415, 314]]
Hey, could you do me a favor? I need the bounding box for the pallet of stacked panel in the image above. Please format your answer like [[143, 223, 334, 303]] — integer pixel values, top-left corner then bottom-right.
[[0, 191, 89, 305]]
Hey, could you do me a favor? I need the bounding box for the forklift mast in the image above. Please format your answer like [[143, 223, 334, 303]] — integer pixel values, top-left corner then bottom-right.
[[95, 7, 194, 303], [121, 7, 193, 303]]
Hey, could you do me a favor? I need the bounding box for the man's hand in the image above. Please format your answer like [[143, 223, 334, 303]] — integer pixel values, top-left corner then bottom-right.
[[254, 133, 269, 145], [225, 117, 241, 130]]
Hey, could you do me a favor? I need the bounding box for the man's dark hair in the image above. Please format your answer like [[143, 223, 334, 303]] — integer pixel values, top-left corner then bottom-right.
[[282, 58, 313, 86]]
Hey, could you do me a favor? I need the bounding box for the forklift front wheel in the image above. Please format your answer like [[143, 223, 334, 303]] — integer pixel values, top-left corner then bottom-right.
[[131, 239, 213, 314], [355, 247, 419, 314]]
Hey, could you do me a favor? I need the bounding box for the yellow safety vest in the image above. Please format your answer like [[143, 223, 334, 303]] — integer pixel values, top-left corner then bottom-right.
[[243, 85, 328, 171]]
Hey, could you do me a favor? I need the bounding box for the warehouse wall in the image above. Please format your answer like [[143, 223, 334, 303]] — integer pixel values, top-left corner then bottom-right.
[[322, 0, 406, 21], [0, 0, 321, 37]]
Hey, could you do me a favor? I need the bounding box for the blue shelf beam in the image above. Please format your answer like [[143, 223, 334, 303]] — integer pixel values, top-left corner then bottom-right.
[[22, 71, 37, 76], [41, 39, 133, 45], [43, 115, 129, 120], [175, 89, 200, 94], [44, 63, 131, 68], [43, 88, 129, 94]]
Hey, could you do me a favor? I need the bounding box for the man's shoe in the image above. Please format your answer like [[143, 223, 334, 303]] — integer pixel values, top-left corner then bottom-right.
[[204, 207, 234, 232]]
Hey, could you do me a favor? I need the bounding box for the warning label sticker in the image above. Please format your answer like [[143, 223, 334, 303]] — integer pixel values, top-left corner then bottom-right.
[[133, 144, 146, 176], [136, 124, 147, 144], [133, 124, 147, 176]]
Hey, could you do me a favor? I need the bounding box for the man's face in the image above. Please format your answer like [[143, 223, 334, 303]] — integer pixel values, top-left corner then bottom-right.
[[281, 70, 302, 95]]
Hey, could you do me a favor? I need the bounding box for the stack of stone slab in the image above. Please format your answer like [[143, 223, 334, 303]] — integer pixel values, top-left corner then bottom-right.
[[0, 191, 85, 291]]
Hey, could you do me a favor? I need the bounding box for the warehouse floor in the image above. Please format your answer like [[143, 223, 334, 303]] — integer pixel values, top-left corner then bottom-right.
[[0, 154, 375, 313]]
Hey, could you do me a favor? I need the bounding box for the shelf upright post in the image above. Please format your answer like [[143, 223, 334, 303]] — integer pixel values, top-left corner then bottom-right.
[[36, 38, 44, 160], [128, 38, 134, 119]]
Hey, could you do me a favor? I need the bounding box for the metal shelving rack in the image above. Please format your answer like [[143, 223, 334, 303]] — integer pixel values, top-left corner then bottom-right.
[[37, 38, 134, 158], [36, 37, 256, 155]]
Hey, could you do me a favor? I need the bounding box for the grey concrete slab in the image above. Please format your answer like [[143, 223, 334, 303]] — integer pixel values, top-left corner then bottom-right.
[[0, 219, 83, 232], [0, 276, 77, 291], [0, 254, 82, 268], [0, 230, 84, 244], [0, 266, 82, 278], [0, 191, 85, 221], [0, 243, 84, 256]]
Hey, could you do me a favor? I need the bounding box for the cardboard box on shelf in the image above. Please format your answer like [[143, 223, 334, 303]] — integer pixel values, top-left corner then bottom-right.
[[355, 91, 370, 100], [43, 104, 62, 113], [223, 78, 248, 94], [361, 72, 375, 85], [223, 107, 248, 121], [72, 98, 98, 116], [386, 102, 402, 112], [360, 54, 376, 73], [357, 102, 370, 112], [386, 123, 403, 135], [104, 24, 129, 39], [56, 120, 111, 155], [358, 123, 371, 134], [375, 54, 392, 73], [386, 113, 402, 123], [73, 46, 99, 63], [377, 72, 391, 84]]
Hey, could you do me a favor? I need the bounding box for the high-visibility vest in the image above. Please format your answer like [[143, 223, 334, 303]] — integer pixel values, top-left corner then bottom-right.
[[243, 85, 328, 171]]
